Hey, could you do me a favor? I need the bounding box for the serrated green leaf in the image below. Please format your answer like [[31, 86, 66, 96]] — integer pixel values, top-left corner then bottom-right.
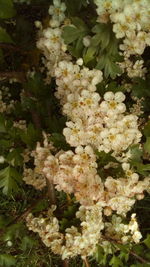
[[0, 0, 16, 19], [96, 54, 122, 79], [0, 27, 13, 43], [0, 166, 21, 195], [62, 25, 88, 45], [0, 254, 16, 266]]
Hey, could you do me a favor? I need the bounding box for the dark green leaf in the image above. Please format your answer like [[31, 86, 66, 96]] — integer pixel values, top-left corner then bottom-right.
[[0, 254, 16, 266], [0, 0, 16, 19], [0, 166, 22, 195], [0, 27, 13, 43]]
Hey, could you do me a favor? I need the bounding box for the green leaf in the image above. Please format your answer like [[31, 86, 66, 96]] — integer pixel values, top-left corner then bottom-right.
[[0, 0, 16, 19], [83, 46, 97, 64], [0, 254, 16, 266], [20, 236, 37, 251], [144, 121, 150, 137], [96, 54, 122, 79], [92, 23, 111, 50], [62, 24, 88, 45], [144, 137, 150, 154], [0, 166, 21, 195], [130, 145, 142, 164], [6, 148, 24, 166], [65, 0, 88, 15], [0, 27, 13, 43], [109, 255, 123, 267], [144, 234, 150, 249], [50, 133, 70, 150], [20, 123, 41, 148]]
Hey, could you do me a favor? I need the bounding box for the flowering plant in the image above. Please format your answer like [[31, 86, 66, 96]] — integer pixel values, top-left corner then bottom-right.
[[0, 0, 150, 266]]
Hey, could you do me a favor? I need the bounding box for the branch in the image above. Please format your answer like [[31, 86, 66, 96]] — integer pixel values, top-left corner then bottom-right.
[[130, 250, 149, 264], [46, 178, 56, 205], [0, 43, 23, 52], [101, 235, 150, 265], [0, 71, 26, 82]]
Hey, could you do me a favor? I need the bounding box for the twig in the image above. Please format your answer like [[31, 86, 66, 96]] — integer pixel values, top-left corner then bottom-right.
[[0, 43, 23, 52], [46, 178, 56, 205], [0, 71, 26, 82], [83, 257, 90, 267], [101, 235, 150, 265], [130, 250, 149, 264], [62, 259, 69, 267]]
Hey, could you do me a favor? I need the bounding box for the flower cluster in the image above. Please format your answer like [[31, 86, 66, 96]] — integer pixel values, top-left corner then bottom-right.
[[26, 203, 104, 259], [13, 120, 27, 130], [62, 88, 141, 154], [24, 0, 150, 261], [23, 134, 54, 190], [118, 58, 147, 78], [29, 142, 150, 214], [105, 213, 142, 244], [43, 145, 104, 206], [94, 0, 150, 77], [55, 59, 102, 105], [36, 0, 70, 80]]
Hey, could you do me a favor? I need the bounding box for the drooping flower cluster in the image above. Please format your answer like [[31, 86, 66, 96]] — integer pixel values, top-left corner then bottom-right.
[[29, 142, 150, 214], [26, 203, 104, 259], [24, 0, 150, 261]]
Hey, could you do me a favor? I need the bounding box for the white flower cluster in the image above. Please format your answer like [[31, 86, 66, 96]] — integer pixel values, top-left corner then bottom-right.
[[55, 59, 103, 105], [36, 0, 70, 79], [94, 0, 150, 55], [23, 134, 54, 190], [32, 142, 150, 214], [104, 162, 150, 215], [94, 0, 150, 78], [26, 203, 104, 259], [23, 168, 46, 190], [105, 213, 142, 244], [43, 145, 103, 206], [118, 59, 147, 78], [13, 120, 27, 130], [59, 83, 142, 154]]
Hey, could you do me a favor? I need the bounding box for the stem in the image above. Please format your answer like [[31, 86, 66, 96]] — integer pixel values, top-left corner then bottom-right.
[[130, 251, 149, 264], [62, 259, 69, 267], [83, 257, 90, 267], [46, 178, 56, 205], [0, 71, 26, 82]]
